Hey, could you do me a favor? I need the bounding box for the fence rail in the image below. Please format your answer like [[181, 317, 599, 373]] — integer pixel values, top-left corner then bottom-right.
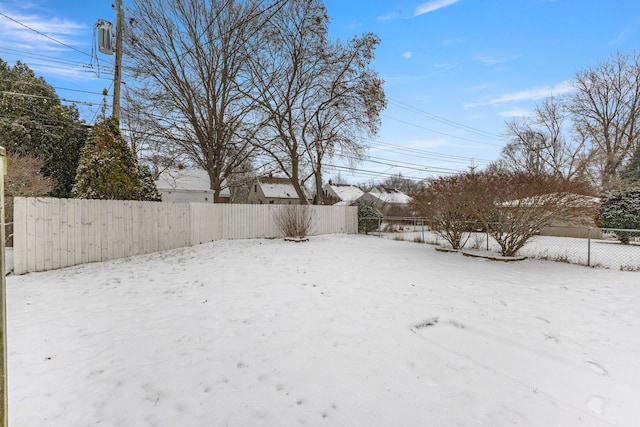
[[373, 217, 640, 271], [12, 198, 357, 275]]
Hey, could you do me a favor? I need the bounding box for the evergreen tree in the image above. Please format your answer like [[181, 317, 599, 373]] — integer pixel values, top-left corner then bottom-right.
[[597, 188, 640, 243], [138, 164, 162, 201], [357, 200, 383, 234], [74, 118, 142, 200], [620, 145, 640, 184], [0, 59, 87, 197]]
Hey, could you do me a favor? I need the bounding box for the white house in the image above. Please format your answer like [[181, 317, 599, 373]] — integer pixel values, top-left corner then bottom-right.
[[155, 168, 230, 203], [323, 182, 364, 205]]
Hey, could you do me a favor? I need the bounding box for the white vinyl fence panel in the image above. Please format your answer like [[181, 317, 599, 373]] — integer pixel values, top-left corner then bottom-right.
[[13, 198, 356, 274]]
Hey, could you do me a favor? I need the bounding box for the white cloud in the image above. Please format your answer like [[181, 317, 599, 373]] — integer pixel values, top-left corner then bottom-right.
[[434, 62, 456, 70], [466, 81, 574, 108], [465, 83, 493, 92], [377, 12, 399, 21], [488, 81, 574, 105], [442, 37, 465, 46], [0, 9, 87, 53], [498, 107, 534, 118], [414, 0, 462, 17], [403, 51, 413, 59], [474, 54, 521, 65], [407, 138, 447, 148]]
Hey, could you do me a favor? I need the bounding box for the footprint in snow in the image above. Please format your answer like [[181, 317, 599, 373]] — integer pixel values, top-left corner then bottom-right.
[[584, 358, 608, 376], [586, 395, 604, 414]]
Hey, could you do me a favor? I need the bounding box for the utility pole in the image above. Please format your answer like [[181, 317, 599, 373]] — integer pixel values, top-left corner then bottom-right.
[[113, 0, 124, 121], [0, 146, 7, 427]]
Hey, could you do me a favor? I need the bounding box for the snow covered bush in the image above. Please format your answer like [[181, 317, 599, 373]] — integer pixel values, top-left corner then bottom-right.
[[73, 118, 142, 200], [358, 201, 382, 234], [138, 164, 162, 202], [597, 188, 640, 244]]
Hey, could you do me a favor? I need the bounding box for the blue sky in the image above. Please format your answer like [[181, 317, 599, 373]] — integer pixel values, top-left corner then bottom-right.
[[1, 0, 639, 183]]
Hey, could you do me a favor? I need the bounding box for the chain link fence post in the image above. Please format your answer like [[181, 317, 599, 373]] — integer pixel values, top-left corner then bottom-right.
[[587, 227, 591, 267]]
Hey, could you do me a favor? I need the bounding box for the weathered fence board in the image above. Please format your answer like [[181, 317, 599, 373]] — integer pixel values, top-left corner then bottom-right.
[[12, 198, 357, 274]]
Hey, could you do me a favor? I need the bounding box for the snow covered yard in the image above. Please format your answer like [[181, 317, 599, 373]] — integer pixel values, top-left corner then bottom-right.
[[7, 234, 640, 426]]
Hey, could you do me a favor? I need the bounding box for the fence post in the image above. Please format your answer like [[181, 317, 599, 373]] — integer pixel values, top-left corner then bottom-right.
[[486, 229, 489, 251], [587, 227, 591, 267], [0, 147, 7, 427]]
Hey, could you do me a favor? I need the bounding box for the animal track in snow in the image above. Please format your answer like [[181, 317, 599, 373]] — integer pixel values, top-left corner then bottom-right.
[[411, 317, 465, 332], [412, 317, 439, 330], [584, 358, 608, 376]]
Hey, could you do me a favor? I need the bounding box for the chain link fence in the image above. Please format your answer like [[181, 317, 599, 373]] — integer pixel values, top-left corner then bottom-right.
[[367, 217, 640, 271]]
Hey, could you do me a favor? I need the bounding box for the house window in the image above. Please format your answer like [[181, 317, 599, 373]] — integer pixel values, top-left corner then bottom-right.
[[269, 200, 274, 204]]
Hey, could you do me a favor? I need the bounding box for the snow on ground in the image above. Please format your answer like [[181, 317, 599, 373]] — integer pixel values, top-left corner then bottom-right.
[[7, 234, 640, 426]]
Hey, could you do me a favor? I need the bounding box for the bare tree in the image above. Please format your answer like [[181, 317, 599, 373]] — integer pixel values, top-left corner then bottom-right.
[[226, 159, 256, 203], [568, 51, 640, 190], [410, 174, 478, 249], [499, 96, 588, 180], [125, 0, 260, 202], [305, 33, 386, 204], [382, 173, 420, 196], [413, 170, 594, 256], [470, 171, 594, 257], [242, 0, 385, 204], [5, 154, 55, 197]]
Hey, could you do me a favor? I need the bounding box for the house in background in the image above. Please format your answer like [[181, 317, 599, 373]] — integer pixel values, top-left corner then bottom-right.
[[323, 181, 364, 205], [247, 176, 312, 205], [357, 186, 412, 215], [155, 168, 230, 204]]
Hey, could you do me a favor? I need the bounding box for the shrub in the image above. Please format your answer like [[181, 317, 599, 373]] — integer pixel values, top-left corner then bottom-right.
[[410, 174, 477, 249], [273, 205, 315, 238], [74, 118, 142, 200], [597, 188, 640, 244], [138, 164, 162, 202], [357, 201, 382, 234], [413, 170, 594, 256]]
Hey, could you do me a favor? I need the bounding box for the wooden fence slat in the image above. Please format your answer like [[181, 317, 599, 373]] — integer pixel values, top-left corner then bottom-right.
[[13, 198, 27, 275], [50, 198, 60, 270], [58, 199, 68, 269]]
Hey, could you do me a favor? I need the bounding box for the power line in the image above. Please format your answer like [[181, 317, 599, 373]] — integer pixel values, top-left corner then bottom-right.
[[0, 47, 101, 69], [0, 11, 93, 59], [0, 78, 107, 96], [388, 97, 502, 139], [363, 138, 492, 164], [382, 114, 502, 147], [0, 90, 105, 107], [335, 150, 468, 175], [324, 164, 433, 181]]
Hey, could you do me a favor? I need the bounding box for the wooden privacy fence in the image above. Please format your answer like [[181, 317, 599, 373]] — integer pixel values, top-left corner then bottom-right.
[[12, 197, 357, 275]]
